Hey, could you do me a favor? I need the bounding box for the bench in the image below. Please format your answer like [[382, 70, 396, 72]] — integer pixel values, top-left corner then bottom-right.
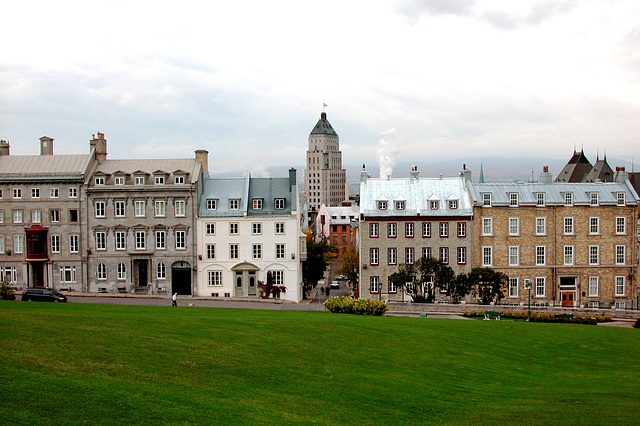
[[419, 313, 428, 318], [555, 314, 574, 320], [484, 311, 501, 321]]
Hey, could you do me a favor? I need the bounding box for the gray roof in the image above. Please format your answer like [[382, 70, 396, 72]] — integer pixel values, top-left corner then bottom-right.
[[360, 176, 473, 217], [321, 205, 360, 225], [91, 159, 201, 184], [310, 112, 337, 136], [469, 181, 639, 206], [0, 154, 93, 181]]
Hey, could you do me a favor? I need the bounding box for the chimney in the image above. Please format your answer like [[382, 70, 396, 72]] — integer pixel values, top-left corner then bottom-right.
[[288, 167, 297, 190], [195, 149, 209, 173], [0, 140, 9, 156], [539, 166, 553, 184], [90, 132, 107, 164], [615, 166, 628, 183], [410, 165, 419, 181], [360, 164, 368, 183], [39, 136, 54, 155], [460, 163, 472, 182]]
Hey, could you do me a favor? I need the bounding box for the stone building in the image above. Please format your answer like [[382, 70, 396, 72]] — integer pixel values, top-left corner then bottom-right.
[[0, 137, 96, 291], [470, 168, 639, 309], [84, 133, 207, 295], [358, 166, 474, 301]]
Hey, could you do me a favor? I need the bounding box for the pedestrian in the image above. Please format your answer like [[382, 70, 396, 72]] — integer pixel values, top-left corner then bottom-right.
[[172, 293, 177, 307], [325, 287, 331, 298], [320, 287, 325, 296]]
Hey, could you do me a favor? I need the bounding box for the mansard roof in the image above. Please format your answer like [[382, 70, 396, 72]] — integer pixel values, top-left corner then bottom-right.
[[310, 112, 337, 136], [91, 159, 200, 183], [583, 157, 614, 182], [555, 150, 592, 182]]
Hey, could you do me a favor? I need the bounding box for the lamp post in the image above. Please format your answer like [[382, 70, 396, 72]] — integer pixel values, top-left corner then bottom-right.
[[524, 279, 532, 321]]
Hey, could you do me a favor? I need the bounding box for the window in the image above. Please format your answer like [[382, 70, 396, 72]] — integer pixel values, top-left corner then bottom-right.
[[156, 231, 166, 249], [535, 217, 546, 235], [564, 192, 573, 206], [588, 277, 599, 297], [117, 263, 126, 280], [615, 217, 626, 234], [367, 223, 378, 238], [206, 244, 216, 259], [32, 188, 40, 198], [440, 247, 449, 264], [115, 232, 126, 250], [175, 231, 186, 249], [252, 223, 262, 235], [175, 200, 186, 217], [482, 246, 493, 266], [208, 271, 222, 287], [115, 176, 125, 185], [230, 244, 239, 259], [97, 263, 106, 280], [536, 246, 546, 265], [175, 176, 185, 184], [276, 243, 285, 259], [457, 222, 466, 237], [615, 276, 625, 296], [389, 280, 397, 293], [95, 201, 105, 218], [405, 222, 414, 238], [155, 200, 166, 217], [509, 246, 519, 266], [535, 277, 546, 297], [229, 199, 239, 210], [388, 248, 397, 265], [563, 217, 574, 235], [617, 192, 625, 206], [115, 201, 126, 217], [230, 223, 239, 235], [509, 217, 519, 235], [50, 188, 58, 198], [378, 201, 387, 210], [135, 231, 146, 250], [50, 210, 60, 223], [275, 223, 285, 235], [155, 176, 165, 184], [252, 243, 262, 259], [135, 200, 146, 217], [589, 217, 599, 234], [68, 187, 78, 198], [615, 245, 625, 265], [405, 247, 415, 264], [439, 222, 448, 237], [51, 235, 60, 253], [482, 217, 493, 235], [395, 200, 405, 210], [207, 199, 217, 210], [482, 193, 491, 206], [508, 278, 518, 297], [449, 200, 458, 210], [14, 235, 24, 254], [275, 198, 285, 209], [13, 188, 22, 199], [388, 223, 397, 238], [96, 232, 106, 250], [564, 246, 574, 265], [422, 222, 431, 238], [13, 210, 23, 224], [509, 193, 518, 206], [590, 192, 599, 206], [157, 262, 166, 279], [0, 236, 3, 253], [370, 276, 380, 293], [370, 248, 379, 265], [69, 235, 79, 253], [457, 247, 466, 264], [69, 209, 78, 223], [0, 211, 3, 223], [422, 247, 431, 259], [95, 177, 105, 186], [205, 223, 215, 235], [60, 266, 76, 283], [430, 200, 439, 210], [135, 176, 145, 185], [252, 198, 263, 210], [536, 192, 545, 206]]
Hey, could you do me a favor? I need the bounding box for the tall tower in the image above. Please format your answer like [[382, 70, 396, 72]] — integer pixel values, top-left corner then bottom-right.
[[304, 112, 347, 216]]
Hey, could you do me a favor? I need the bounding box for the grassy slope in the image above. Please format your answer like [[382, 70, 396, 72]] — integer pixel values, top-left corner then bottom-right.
[[0, 302, 638, 425]]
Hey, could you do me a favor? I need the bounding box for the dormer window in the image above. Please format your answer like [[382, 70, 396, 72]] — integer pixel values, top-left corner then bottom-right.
[[174, 176, 185, 184], [155, 176, 165, 185], [207, 199, 217, 210], [482, 193, 491, 206], [395, 201, 405, 210], [274, 198, 285, 210], [536, 193, 545, 206], [378, 201, 387, 210], [115, 176, 125, 185], [617, 192, 625, 206], [94, 177, 105, 186], [253, 198, 263, 210], [430, 200, 439, 210], [135, 176, 145, 185], [589, 192, 599, 206], [564, 192, 573, 206], [509, 193, 518, 207], [229, 199, 239, 210], [449, 200, 458, 210]]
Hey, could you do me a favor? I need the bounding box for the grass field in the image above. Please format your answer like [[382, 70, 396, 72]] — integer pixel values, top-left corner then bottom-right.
[[1, 302, 639, 425]]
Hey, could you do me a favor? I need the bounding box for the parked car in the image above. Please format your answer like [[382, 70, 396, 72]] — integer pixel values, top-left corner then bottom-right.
[[21, 288, 67, 303], [330, 281, 340, 289], [336, 274, 346, 280]]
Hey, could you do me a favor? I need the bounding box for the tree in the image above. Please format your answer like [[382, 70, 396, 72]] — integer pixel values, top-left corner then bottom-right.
[[467, 267, 508, 304], [301, 236, 335, 299], [0, 278, 15, 301], [389, 257, 454, 303], [258, 271, 286, 299], [446, 273, 474, 303], [337, 245, 359, 291]]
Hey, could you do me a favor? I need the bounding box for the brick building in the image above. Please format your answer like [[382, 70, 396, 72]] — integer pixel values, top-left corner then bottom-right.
[[314, 204, 359, 257]]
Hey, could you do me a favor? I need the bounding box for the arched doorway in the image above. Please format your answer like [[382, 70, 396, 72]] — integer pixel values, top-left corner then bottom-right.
[[171, 261, 192, 295], [231, 262, 259, 297]]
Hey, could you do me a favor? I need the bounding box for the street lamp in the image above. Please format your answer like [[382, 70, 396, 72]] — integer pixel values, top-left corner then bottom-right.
[[524, 279, 532, 321]]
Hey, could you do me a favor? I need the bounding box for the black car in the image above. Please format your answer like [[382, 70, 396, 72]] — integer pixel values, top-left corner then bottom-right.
[[21, 288, 67, 302]]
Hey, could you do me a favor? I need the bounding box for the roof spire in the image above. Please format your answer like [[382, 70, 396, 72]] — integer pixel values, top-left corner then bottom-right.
[[479, 161, 485, 183]]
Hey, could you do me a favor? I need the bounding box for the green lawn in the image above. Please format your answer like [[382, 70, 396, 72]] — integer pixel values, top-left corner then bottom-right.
[[1, 302, 638, 425]]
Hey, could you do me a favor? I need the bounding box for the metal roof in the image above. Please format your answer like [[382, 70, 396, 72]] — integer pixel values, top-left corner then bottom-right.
[[92, 159, 201, 184], [310, 112, 337, 136], [0, 154, 92, 180]]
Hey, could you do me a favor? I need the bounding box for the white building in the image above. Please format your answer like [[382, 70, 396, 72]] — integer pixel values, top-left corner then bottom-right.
[[196, 169, 306, 302]]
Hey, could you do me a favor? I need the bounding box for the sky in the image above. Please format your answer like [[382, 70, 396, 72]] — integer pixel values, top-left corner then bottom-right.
[[2, 0, 640, 177]]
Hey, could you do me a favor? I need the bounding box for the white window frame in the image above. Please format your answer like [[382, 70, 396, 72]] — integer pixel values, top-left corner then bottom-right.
[[615, 245, 625, 265], [405, 222, 414, 238], [230, 223, 239, 235], [535, 277, 546, 297], [174, 200, 186, 217], [229, 243, 239, 259], [370, 248, 379, 265], [206, 223, 215, 235], [388, 223, 397, 238], [509, 193, 518, 207], [252, 198, 263, 210], [115, 201, 126, 217], [536, 246, 546, 266], [252, 243, 262, 259], [135, 231, 146, 250], [615, 217, 626, 234], [535, 217, 546, 235], [508, 277, 518, 297], [95, 232, 107, 250], [275, 198, 285, 210], [69, 235, 79, 253], [135, 200, 146, 217], [206, 243, 216, 259], [588, 276, 599, 297], [175, 231, 186, 250], [422, 222, 431, 238], [155, 200, 166, 217], [117, 263, 126, 280], [155, 231, 166, 250], [590, 192, 599, 206], [275, 222, 285, 235], [51, 235, 60, 253], [615, 276, 625, 296], [589, 245, 599, 265], [157, 262, 166, 280], [564, 245, 574, 265], [276, 243, 285, 259], [68, 187, 78, 198], [229, 199, 239, 210], [482, 246, 493, 266], [589, 217, 599, 235], [563, 217, 574, 235], [115, 232, 126, 250], [208, 271, 223, 287], [482, 217, 493, 236], [97, 263, 107, 280], [508, 246, 519, 266], [508, 217, 519, 236], [207, 199, 217, 210]]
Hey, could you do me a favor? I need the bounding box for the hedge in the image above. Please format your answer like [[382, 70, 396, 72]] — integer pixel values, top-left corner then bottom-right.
[[324, 296, 388, 316]]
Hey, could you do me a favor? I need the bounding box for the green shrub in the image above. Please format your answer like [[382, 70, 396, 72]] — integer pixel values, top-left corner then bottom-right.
[[604, 315, 612, 322], [529, 312, 538, 321], [324, 297, 388, 316]]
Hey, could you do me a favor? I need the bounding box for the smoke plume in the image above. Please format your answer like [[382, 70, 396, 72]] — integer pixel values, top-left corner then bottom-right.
[[377, 128, 400, 178]]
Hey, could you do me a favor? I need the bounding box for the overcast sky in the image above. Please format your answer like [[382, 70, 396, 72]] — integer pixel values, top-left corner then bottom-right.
[[2, 0, 639, 176]]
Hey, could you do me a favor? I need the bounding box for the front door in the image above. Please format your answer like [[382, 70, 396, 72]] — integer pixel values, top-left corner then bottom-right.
[[31, 263, 44, 287], [561, 292, 574, 307], [232, 265, 259, 298], [171, 261, 192, 295], [138, 261, 148, 288]]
